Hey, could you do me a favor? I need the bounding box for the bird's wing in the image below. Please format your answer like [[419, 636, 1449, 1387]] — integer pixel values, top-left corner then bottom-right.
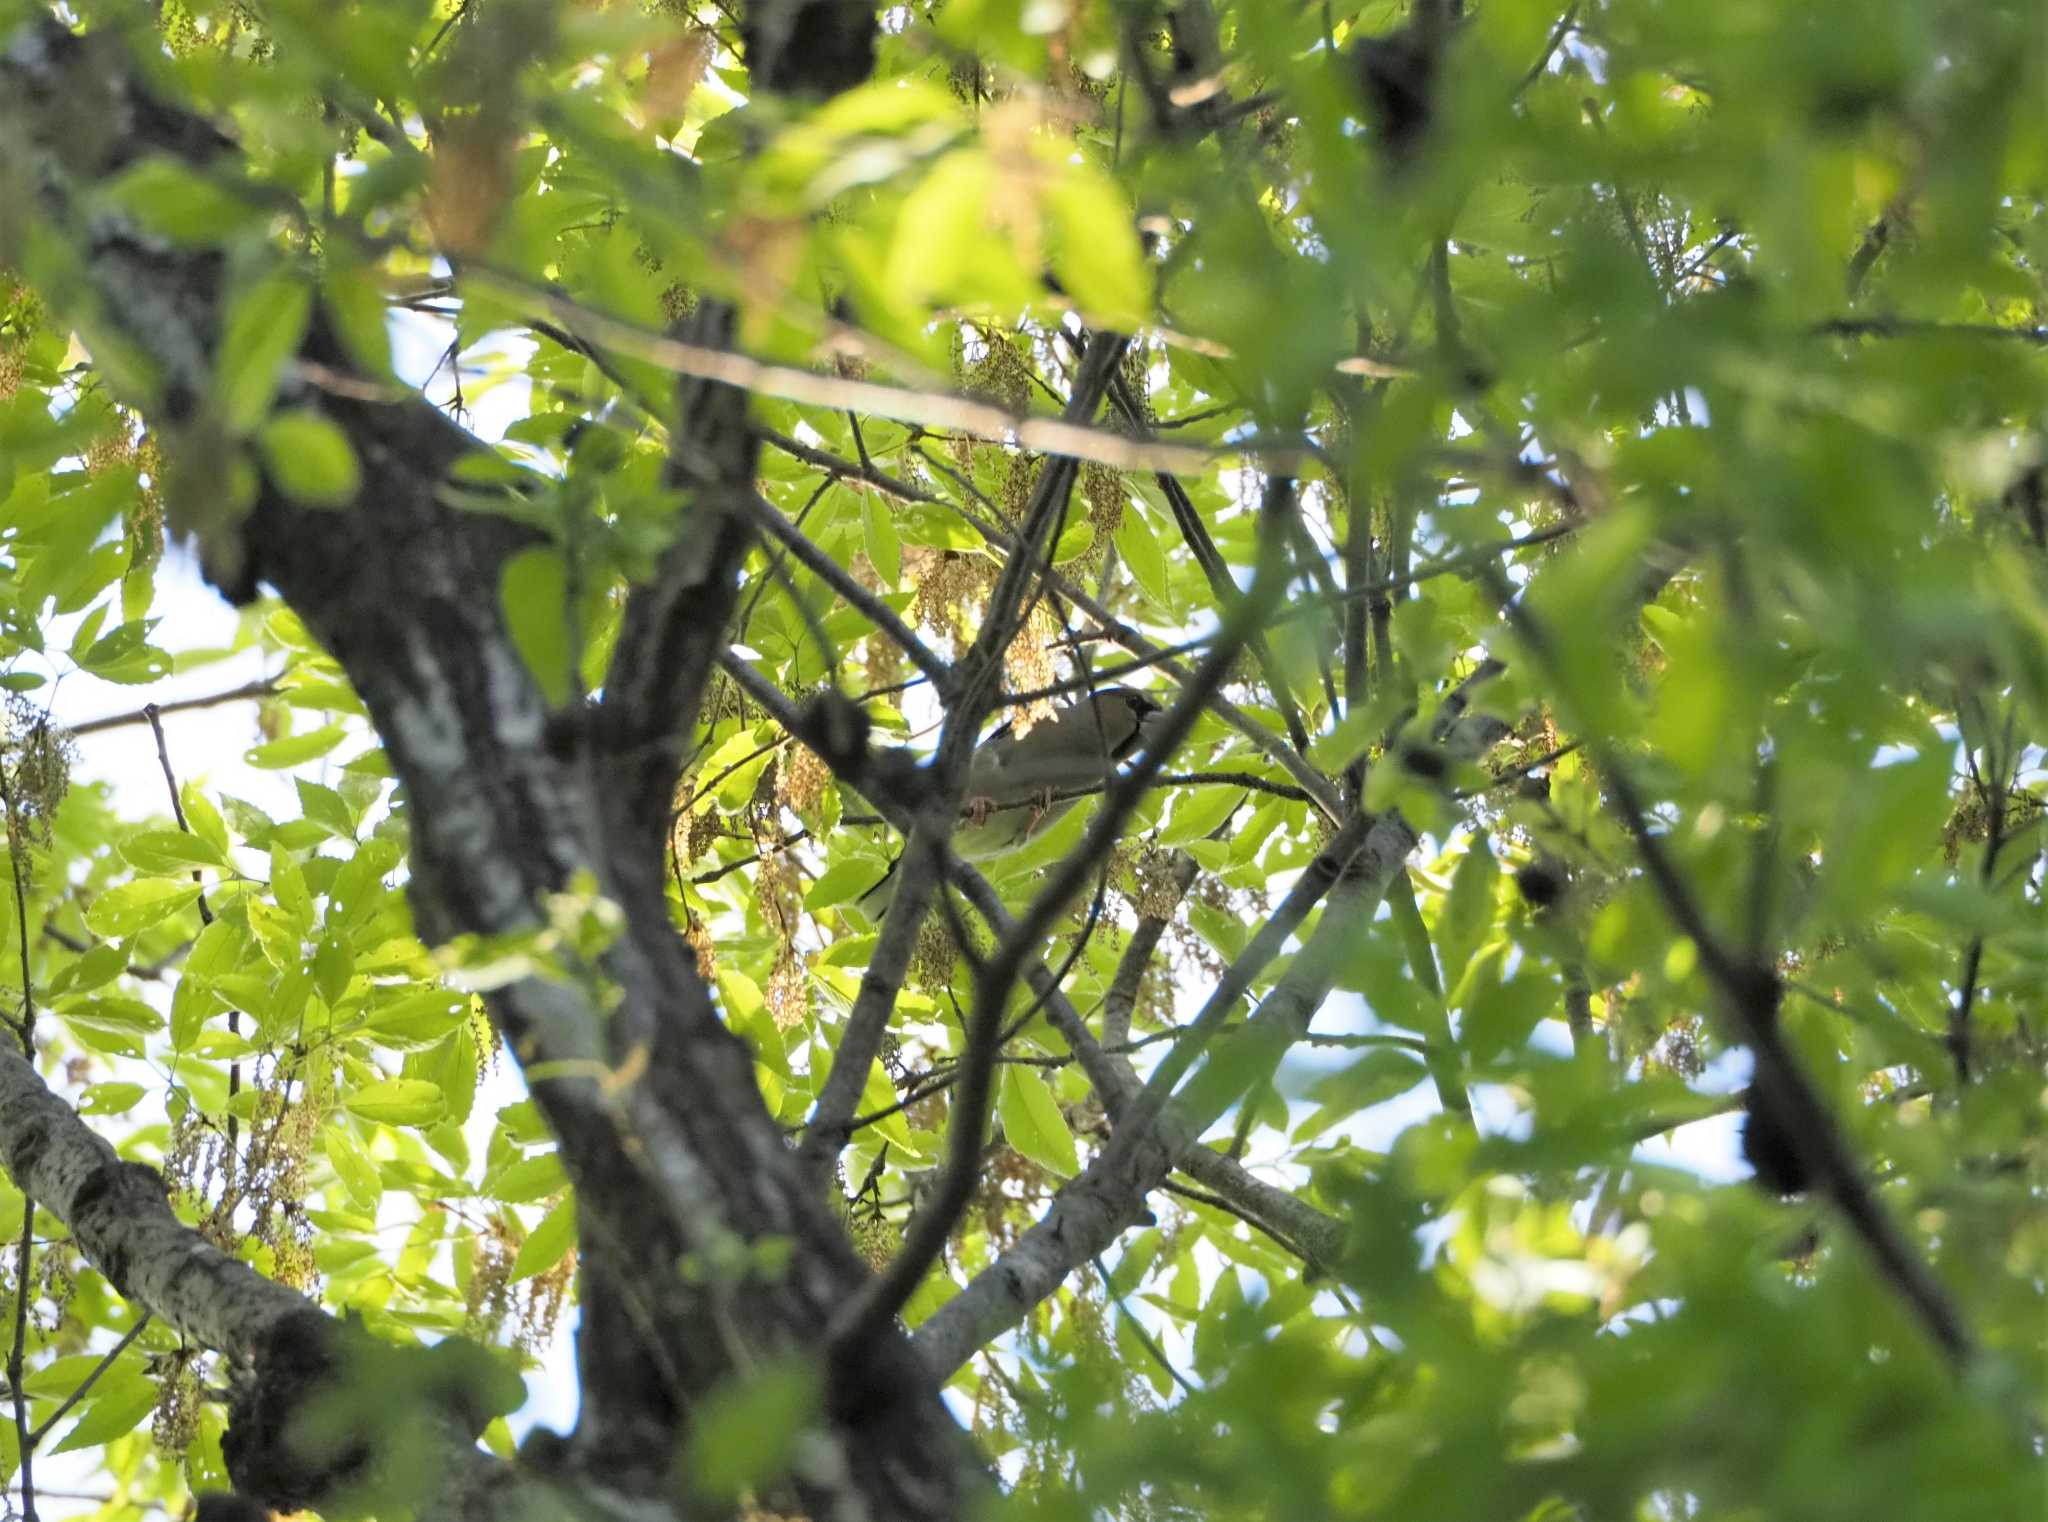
[[969, 696, 1143, 805]]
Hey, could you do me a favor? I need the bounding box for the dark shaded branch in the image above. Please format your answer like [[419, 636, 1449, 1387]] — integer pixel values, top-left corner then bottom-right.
[[1948, 709, 2017, 1084], [739, 489, 953, 693], [912, 445, 1350, 820], [8, 1199, 31, 1522], [1102, 852, 1199, 1050], [835, 469, 1296, 1351], [1484, 573, 1975, 1368], [1105, 367, 1312, 752], [1815, 317, 2048, 344]]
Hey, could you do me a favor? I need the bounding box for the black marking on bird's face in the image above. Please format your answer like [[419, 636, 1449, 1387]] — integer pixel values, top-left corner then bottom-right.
[[1113, 691, 1166, 759]]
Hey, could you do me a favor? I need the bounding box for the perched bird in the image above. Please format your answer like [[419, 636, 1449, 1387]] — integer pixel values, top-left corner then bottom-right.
[[860, 687, 1166, 917]]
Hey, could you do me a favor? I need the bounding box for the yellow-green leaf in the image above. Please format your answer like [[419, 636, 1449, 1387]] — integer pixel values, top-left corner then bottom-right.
[[501, 545, 574, 707], [999, 1066, 1078, 1175], [216, 272, 312, 434], [84, 880, 201, 939], [245, 725, 347, 768], [258, 409, 362, 507], [510, 1195, 577, 1281], [1045, 165, 1148, 326], [346, 1079, 447, 1127]]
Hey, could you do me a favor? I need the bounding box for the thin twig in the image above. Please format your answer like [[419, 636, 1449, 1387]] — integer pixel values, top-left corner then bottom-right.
[[65, 679, 278, 738], [740, 491, 951, 693], [7, 1194, 32, 1522], [1814, 317, 2047, 345], [1948, 707, 2017, 1083], [0, 767, 36, 1522], [1451, 741, 1582, 799], [1101, 853, 1198, 1051], [1093, 1254, 1197, 1394], [1514, 3, 1580, 95], [1159, 1180, 1315, 1268], [37, 926, 180, 982], [471, 270, 1243, 475], [143, 706, 231, 1160], [141, 708, 215, 933], [25, 1314, 151, 1449]]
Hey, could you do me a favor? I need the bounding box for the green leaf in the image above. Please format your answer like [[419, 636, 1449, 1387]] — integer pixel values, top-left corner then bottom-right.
[[1045, 165, 1148, 326], [1157, 785, 1245, 847], [364, 989, 470, 1050], [270, 843, 313, 930], [886, 149, 1013, 311], [121, 829, 224, 875], [20, 471, 130, 610], [313, 934, 355, 1008], [806, 859, 882, 912], [346, 1079, 447, 1128], [1114, 503, 1171, 608], [489, 1152, 567, 1204], [76, 619, 170, 683], [59, 996, 165, 1037], [77, 1081, 146, 1116], [84, 881, 201, 939], [500, 545, 574, 707], [245, 725, 347, 768], [509, 1196, 577, 1280], [258, 410, 362, 507], [48, 1372, 158, 1456], [683, 1360, 823, 1502], [862, 494, 902, 588], [321, 262, 395, 378], [215, 272, 312, 435], [296, 778, 356, 840], [48, 941, 130, 1000], [999, 1066, 1079, 1175], [1437, 834, 1498, 994], [325, 1123, 383, 1211], [102, 157, 264, 244], [180, 784, 231, 857]]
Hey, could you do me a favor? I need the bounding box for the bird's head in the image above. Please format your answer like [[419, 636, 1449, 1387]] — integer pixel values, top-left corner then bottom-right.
[[1089, 687, 1167, 759]]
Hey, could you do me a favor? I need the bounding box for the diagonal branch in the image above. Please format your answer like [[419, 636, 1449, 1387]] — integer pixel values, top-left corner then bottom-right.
[[834, 472, 1300, 1351], [912, 809, 1415, 1377], [1105, 368, 1314, 750], [1483, 572, 1974, 1368], [739, 490, 953, 693], [794, 332, 1128, 1195], [727, 658, 1353, 1264]]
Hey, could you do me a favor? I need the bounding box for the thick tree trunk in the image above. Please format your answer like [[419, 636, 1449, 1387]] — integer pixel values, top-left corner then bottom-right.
[[1, 12, 979, 1519]]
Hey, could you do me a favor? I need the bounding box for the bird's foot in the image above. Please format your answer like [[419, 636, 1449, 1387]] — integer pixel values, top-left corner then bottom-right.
[[964, 794, 997, 827], [1021, 787, 1058, 835]]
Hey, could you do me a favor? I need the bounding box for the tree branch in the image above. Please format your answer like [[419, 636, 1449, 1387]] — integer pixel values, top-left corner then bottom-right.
[[912, 810, 1413, 1377], [1483, 573, 1975, 1368], [65, 680, 278, 737], [738, 488, 953, 694], [833, 468, 1296, 1350]]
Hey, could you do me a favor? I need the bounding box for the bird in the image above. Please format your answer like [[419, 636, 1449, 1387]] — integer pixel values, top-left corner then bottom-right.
[[858, 687, 1167, 919]]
